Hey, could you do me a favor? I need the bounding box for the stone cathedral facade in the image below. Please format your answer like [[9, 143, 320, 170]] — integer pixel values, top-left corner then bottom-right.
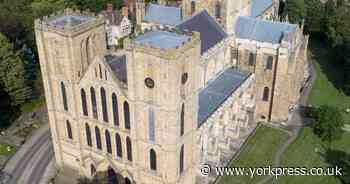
[[35, 0, 308, 184]]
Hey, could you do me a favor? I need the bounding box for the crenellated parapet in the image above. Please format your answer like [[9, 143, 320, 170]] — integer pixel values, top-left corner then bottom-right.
[[35, 8, 106, 36]]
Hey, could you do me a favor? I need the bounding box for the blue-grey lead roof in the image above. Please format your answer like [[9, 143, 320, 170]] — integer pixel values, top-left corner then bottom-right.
[[48, 15, 95, 28], [235, 16, 298, 44], [251, 0, 274, 18], [144, 4, 182, 26], [198, 69, 250, 127], [134, 31, 190, 49], [106, 55, 128, 84], [177, 10, 228, 55]]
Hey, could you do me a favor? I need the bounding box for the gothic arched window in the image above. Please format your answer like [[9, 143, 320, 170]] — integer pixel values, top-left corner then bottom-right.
[[126, 136, 133, 162], [90, 164, 96, 176], [95, 126, 102, 150], [115, 133, 122, 158], [112, 93, 119, 126], [90, 87, 98, 119], [180, 145, 184, 174], [149, 107, 155, 142], [66, 120, 73, 140], [81, 88, 88, 116], [180, 104, 185, 136], [191, 1, 196, 15], [248, 53, 256, 66], [101, 87, 109, 122], [124, 101, 130, 130], [86, 37, 90, 64], [150, 149, 157, 171], [105, 130, 112, 154], [86, 123, 92, 147], [263, 87, 270, 101], [61, 82, 68, 111], [215, 2, 221, 19], [266, 56, 273, 70]]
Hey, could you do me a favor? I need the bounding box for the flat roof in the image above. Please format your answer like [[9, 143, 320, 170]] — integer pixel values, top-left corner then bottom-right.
[[134, 31, 190, 49], [48, 15, 95, 28], [198, 68, 250, 127], [144, 4, 182, 26]]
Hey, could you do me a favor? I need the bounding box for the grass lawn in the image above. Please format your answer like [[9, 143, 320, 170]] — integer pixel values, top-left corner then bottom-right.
[[307, 39, 350, 123], [277, 127, 350, 184], [20, 97, 45, 113], [0, 143, 17, 156], [219, 125, 289, 184], [274, 38, 350, 184]]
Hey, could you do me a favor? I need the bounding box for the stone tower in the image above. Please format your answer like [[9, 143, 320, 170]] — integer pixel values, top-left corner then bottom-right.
[[34, 9, 106, 169], [181, 0, 251, 35], [124, 29, 201, 184], [136, 0, 146, 26]]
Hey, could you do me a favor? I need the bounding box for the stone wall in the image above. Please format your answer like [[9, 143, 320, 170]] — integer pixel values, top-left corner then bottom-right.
[[195, 74, 256, 183]]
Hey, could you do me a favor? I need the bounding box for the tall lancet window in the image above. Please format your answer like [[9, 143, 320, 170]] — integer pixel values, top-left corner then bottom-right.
[[149, 107, 155, 142], [191, 1, 196, 15], [101, 87, 108, 122], [215, 2, 221, 19], [61, 82, 68, 111], [90, 87, 98, 119]]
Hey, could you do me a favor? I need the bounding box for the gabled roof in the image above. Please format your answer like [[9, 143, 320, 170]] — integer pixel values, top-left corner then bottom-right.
[[134, 31, 190, 49], [177, 10, 228, 55], [198, 69, 250, 127], [144, 4, 182, 26], [105, 55, 128, 84], [251, 0, 274, 18], [235, 16, 297, 44]]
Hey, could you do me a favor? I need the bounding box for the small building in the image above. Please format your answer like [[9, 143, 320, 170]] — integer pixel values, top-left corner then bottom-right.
[[101, 4, 132, 48]]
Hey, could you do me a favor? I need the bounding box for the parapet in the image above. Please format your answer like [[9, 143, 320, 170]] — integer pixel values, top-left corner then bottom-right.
[[125, 26, 201, 59], [35, 8, 105, 35]]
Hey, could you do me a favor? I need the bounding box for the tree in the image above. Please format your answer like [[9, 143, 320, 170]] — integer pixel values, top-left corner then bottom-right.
[[0, 33, 32, 106], [325, 4, 350, 47], [304, 0, 324, 34], [324, 149, 350, 184], [312, 105, 345, 144], [286, 0, 306, 24]]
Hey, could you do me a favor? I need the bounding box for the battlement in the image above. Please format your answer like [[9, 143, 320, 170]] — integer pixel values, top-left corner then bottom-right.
[[125, 26, 201, 59], [35, 8, 105, 35]]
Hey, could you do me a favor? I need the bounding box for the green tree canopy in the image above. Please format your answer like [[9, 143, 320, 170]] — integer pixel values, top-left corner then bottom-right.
[[0, 33, 32, 106], [312, 105, 345, 144], [286, 0, 306, 24]]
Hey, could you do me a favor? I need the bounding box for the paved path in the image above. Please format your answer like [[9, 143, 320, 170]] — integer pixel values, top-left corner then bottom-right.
[[1, 124, 54, 184], [257, 56, 317, 184]]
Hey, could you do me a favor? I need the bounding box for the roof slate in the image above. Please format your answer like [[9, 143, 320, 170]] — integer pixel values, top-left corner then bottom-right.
[[177, 10, 228, 55], [106, 55, 128, 84], [134, 31, 190, 49], [144, 4, 182, 26], [235, 16, 297, 44], [251, 0, 274, 18], [198, 69, 250, 127]]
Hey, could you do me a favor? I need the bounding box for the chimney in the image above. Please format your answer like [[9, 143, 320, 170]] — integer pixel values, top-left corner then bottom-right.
[[122, 6, 129, 17], [107, 3, 113, 13]]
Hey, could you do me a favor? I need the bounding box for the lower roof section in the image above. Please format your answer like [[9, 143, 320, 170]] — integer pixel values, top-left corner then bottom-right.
[[198, 68, 251, 127]]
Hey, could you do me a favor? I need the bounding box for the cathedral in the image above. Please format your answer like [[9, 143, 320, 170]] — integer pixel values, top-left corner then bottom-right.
[[34, 0, 308, 183]]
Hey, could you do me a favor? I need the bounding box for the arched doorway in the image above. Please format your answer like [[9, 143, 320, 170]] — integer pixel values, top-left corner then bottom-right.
[[125, 177, 132, 184], [107, 167, 118, 184]]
